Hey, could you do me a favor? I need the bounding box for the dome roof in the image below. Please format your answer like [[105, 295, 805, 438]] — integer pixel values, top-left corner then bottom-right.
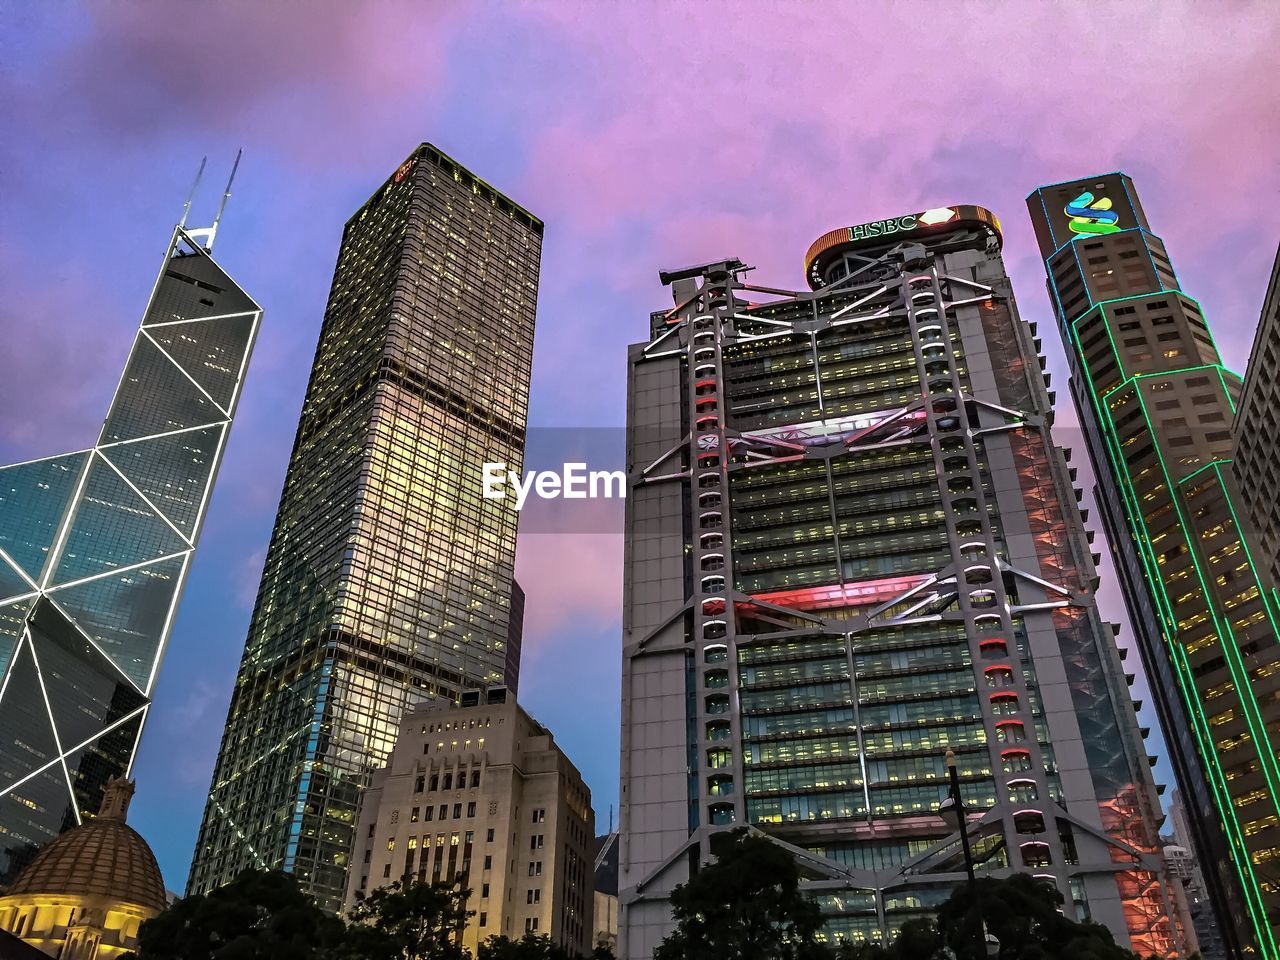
[[4, 779, 166, 913]]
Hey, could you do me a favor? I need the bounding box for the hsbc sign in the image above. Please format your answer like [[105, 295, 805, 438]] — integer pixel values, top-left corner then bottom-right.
[[849, 214, 919, 241]]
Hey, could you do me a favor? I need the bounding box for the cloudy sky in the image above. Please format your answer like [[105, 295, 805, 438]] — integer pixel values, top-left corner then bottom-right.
[[3, 1, 1278, 892]]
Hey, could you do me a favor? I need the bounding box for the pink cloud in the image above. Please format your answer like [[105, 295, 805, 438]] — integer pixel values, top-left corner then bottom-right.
[[515, 0, 1277, 497], [515, 528, 623, 660], [514, 1, 1278, 367]]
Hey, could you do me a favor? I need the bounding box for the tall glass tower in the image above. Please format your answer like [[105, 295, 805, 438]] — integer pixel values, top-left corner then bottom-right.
[[1029, 174, 1280, 958], [619, 207, 1189, 956], [1234, 244, 1280, 601], [188, 144, 541, 910], [0, 212, 262, 882]]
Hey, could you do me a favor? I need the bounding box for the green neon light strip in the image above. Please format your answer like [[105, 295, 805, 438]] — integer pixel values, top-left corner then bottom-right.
[[1089, 339, 1280, 801], [1208, 460, 1280, 661], [1101, 388, 1276, 952], [1067, 312, 1278, 954], [1068, 288, 1226, 370], [1142, 412, 1280, 816], [1218, 367, 1240, 416], [1049, 230, 1192, 320], [1178, 458, 1231, 487], [1099, 363, 1235, 403]]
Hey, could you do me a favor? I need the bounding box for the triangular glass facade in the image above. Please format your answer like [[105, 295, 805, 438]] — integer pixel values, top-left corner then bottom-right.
[[50, 455, 191, 586], [47, 555, 186, 689], [0, 453, 90, 581], [0, 228, 260, 881], [62, 709, 147, 822], [0, 597, 36, 677], [100, 425, 225, 540], [102, 336, 221, 444], [0, 559, 34, 606], [149, 314, 258, 411]]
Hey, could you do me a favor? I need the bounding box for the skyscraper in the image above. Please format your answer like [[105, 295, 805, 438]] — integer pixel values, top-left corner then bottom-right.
[[188, 144, 541, 910], [1234, 244, 1280, 599], [620, 208, 1187, 955], [0, 204, 261, 882], [1028, 173, 1280, 957]]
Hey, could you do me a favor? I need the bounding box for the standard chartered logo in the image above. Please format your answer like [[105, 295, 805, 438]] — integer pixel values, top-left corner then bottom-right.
[[1065, 191, 1121, 236]]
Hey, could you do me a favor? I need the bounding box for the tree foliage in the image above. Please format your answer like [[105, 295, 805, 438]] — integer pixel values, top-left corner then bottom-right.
[[126, 870, 612, 960], [936, 873, 1143, 960], [651, 831, 1158, 960], [653, 829, 830, 960], [478, 934, 585, 960], [126, 859, 1164, 960], [121, 869, 347, 960], [341, 878, 472, 960]]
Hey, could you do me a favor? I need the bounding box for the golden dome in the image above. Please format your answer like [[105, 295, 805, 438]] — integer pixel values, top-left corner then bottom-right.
[[4, 779, 165, 914]]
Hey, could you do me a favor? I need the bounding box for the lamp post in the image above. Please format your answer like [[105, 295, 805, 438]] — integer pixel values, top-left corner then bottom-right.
[[939, 749, 976, 886], [939, 749, 997, 957]]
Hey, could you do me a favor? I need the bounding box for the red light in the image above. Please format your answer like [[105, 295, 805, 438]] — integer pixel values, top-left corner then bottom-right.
[[750, 574, 931, 612]]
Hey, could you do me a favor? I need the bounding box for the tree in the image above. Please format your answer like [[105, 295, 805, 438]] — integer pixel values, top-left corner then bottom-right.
[[831, 918, 943, 960], [122, 869, 346, 960], [648, 844, 1152, 960], [934, 873, 1142, 960], [341, 877, 473, 960], [886, 918, 945, 959], [476, 933, 614, 959], [477, 934, 573, 959], [653, 828, 830, 960]]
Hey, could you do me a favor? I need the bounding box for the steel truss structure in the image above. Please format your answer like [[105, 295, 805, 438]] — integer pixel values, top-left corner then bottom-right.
[[0, 212, 261, 881], [619, 211, 1189, 955]]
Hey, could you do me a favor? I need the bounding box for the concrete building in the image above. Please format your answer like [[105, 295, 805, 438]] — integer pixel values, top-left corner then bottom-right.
[[1028, 174, 1280, 957], [189, 144, 541, 910], [345, 687, 594, 956], [1233, 243, 1280, 598], [0, 779, 166, 958], [1165, 792, 1227, 960], [0, 183, 261, 881], [620, 208, 1187, 955]]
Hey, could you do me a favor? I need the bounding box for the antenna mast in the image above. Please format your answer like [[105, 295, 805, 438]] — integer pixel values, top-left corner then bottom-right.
[[203, 148, 242, 253], [179, 157, 207, 228]]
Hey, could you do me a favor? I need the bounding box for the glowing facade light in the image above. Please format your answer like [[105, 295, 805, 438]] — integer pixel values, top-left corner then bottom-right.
[[917, 207, 958, 226], [0, 224, 261, 879]]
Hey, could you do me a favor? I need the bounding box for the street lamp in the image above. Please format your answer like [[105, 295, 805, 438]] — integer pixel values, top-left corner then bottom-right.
[[939, 749, 998, 957], [940, 749, 976, 886]]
